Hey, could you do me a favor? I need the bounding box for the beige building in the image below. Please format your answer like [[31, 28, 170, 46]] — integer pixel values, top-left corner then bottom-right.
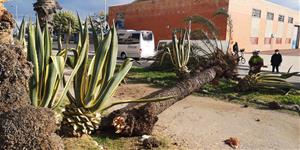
[[228, 0, 300, 52]]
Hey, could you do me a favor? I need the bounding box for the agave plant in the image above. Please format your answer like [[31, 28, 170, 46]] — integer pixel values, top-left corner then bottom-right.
[[61, 18, 170, 137], [25, 17, 86, 108], [160, 29, 191, 78], [238, 73, 297, 92], [18, 18, 26, 47], [280, 66, 299, 79]]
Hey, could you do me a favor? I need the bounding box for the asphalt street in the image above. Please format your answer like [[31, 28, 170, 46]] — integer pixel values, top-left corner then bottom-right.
[[54, 42, 300, 87]]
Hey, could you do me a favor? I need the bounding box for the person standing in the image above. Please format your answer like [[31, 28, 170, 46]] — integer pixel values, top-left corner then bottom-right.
[[233, 42, 239, 54], [271, 49, 282, 73], [248, 50, 264, 75]]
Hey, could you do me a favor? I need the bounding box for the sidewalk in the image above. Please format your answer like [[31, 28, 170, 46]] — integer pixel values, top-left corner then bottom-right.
[[247, 49, 300, 56], [243, 53, 300, 73]]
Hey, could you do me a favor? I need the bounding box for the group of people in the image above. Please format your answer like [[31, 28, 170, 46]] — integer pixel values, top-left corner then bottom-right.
[[233, 42, 283, 75], [248, 49, 282, 75]]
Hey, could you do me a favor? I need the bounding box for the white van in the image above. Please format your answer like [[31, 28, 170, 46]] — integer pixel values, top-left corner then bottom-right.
[[117, 30, 155, 59]]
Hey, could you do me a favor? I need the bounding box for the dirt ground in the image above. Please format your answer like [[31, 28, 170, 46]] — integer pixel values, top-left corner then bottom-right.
[[114, 83, 300, 150]]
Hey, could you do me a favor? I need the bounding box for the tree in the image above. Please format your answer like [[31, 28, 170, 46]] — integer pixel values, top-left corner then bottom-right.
[[33, 0, 62, 30], [53, 10, 79, 48], [53, 11, 79, 34], [90, 12, 110, 35], [101, 65, 223, 136], [100, 9, 238, 136]]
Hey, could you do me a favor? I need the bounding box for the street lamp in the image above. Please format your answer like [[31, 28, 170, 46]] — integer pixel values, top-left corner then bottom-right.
[[104, 0, 107, 21]]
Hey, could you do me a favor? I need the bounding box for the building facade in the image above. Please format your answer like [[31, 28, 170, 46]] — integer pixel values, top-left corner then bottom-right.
[[108, 0, 229, 44], [109, 0, 300, 52], [228, 0, 300, 52]]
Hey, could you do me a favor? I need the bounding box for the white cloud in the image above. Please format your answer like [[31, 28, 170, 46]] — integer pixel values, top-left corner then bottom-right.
[[268, 0, 300, 11]]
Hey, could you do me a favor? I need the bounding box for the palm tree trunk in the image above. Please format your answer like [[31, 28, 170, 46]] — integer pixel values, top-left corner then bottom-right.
[[0, 0, 14, 44], [33, 0, 62, 30], [101, 66, 223, 136]]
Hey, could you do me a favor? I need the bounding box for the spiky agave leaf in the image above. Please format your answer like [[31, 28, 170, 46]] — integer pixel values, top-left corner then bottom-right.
[[280, 66, 299, 79], [185, 15, 219, 35], [26, 16, 85, 109], [238, 73, 297, 92], [160, 29, 191, 75], [18, 17, 27, 48]]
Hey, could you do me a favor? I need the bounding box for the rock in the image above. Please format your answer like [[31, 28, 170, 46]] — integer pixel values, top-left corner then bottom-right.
[[140, 135, 152, 142], [142, 137, 162, 149], [224, 137, 240, 149], [242, 104, 249, 108], [268, 101, 281, 110]]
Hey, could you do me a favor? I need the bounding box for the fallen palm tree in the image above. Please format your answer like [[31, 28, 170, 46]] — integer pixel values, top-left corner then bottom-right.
[[101, 65, 224, 136], [101, 8, 238, 136], [101, 46, 237, 136]]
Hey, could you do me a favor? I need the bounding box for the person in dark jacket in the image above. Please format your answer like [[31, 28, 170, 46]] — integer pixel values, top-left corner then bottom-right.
[[271, 49, 282, 73], [233, 42, 239, 54]]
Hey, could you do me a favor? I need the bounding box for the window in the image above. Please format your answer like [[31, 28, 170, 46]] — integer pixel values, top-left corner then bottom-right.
[[286, 38, 291, 44], [266, 12, 274, 20], [278, 15, 285, 22], [252, 9, 261, 18], [250, 37, 259, 45], [288, 17, 293, 23], [118, 33, 140, 45], [276, 38, 282, 44], [264, 38, 272, 44], [142, 32, 153, 41], [131, 33, 140, 40]]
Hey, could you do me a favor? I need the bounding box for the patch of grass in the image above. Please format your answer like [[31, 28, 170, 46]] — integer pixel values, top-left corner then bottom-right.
[[127, 67, 178, 87], [239, 92, 300, 105], [93, 135, 137, 150], [198, 79, 300, 106], [92, 133, 177, 150], [64, 135, 102, 150]]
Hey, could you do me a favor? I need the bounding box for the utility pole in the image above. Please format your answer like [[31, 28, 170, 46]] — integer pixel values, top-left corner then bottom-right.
[[104, 0, 107, 21], [15, 4, 17, 22]]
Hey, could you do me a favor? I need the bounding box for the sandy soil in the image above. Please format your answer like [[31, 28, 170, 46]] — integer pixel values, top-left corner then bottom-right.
[[114, 83, 300, 150]]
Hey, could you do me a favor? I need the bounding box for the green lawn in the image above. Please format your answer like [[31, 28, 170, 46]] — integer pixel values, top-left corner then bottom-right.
[[127, 66, 177, 87], [198, 79, 300, 105], [127, 67, 300, 106]]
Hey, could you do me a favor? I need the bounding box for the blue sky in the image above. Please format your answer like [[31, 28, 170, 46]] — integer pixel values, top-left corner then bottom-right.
[[4, 0, 300, 23]]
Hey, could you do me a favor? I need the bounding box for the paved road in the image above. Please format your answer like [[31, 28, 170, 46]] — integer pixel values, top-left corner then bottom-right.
[[243, 53, 300, 73], [240, 53, 300, 87], [54, 42, 299, 86]]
